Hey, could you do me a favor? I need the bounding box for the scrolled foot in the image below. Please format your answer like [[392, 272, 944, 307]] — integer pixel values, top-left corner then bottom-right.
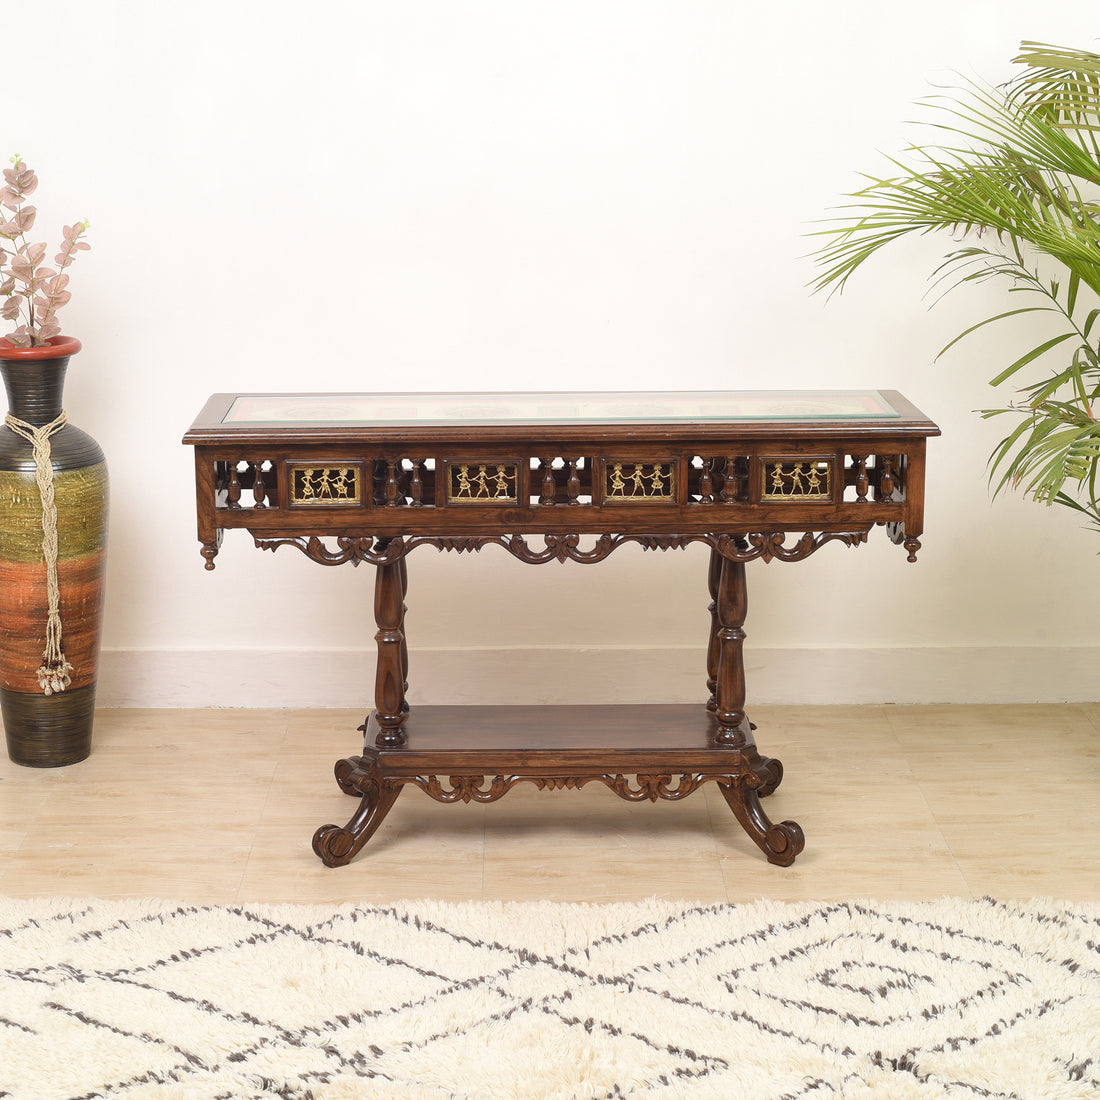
[[311, 780, 403, 867], [716, 779, 805, 867], [313, 824, 358, 867], [761, 819, 805, 867]]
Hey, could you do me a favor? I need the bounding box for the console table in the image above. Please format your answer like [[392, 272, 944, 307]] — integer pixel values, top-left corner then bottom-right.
[[184, 390, 938, 867]]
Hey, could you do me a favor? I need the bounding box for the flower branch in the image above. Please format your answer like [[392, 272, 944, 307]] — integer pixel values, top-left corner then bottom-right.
[[0, 156, 90, 347]]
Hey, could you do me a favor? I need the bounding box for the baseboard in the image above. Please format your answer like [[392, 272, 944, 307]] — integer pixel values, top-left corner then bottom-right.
[[95, 644, 1100, 707]]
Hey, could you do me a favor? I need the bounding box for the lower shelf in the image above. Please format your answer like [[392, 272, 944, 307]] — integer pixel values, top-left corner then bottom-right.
[[359, 703, 750, 770], [310, 703, 805, 870]]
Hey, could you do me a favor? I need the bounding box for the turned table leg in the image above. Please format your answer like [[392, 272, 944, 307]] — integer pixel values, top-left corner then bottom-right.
[[708, 547, 804, 866], [373, 553, 408, 747], [314, 553, 411, 866], [712, 551, 748, 742]]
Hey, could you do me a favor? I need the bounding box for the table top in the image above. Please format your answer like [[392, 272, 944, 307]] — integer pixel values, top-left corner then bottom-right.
[[185, 390, 939, 445]]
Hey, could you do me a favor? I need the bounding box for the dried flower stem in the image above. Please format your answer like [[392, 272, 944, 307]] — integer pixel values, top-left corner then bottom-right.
[[0, 156, 90, 346]]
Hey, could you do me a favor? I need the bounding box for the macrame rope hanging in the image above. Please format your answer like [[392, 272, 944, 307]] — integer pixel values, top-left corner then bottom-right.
[[4, 410, 73, 694]]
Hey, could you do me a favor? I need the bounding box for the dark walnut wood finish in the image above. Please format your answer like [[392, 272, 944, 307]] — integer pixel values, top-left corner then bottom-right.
[[184, 391, 939, 867]]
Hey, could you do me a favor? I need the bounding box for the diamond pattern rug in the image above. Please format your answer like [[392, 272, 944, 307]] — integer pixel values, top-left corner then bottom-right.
[[2, 896, 1098, 1099]]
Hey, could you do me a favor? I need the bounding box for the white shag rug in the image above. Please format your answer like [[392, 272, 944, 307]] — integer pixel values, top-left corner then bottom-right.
[[1, 896, 1098, 1099]]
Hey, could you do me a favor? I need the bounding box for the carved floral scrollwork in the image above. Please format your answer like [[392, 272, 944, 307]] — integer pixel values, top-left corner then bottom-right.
[[712, 530, 868, 563], [434, 533, 620, 564], [254, 529, 875, 568], [597, 773, 709, 801], [402, 771, 720, 805], [412, 774, 515, 803], [254, 534, 408, 566]]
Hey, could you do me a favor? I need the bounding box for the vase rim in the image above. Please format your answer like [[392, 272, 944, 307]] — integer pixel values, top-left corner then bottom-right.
[[0, 335, 81, 360]]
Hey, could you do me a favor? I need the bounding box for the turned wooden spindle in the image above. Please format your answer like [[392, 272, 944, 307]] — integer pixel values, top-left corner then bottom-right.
[[373, 556, 408, 746], [409, 459, 423, 506], [566, 459, 581, 504], [698, 459, 714, 504], [705, 547, 722, 711], [252, 461, 266, 507], [399, 554, 410, 713], [227, 462, 242, 508], [385, 461, 400, 506], [879, 457, 895, 500], [720, 457, 738, 503], [539, 457, 556, 504], [854, 455, 869, 502], [713, 553, 748, 743]]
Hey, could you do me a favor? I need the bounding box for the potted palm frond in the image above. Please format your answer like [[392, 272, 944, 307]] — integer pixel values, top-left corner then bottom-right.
[[810, 41, 1100, 537]]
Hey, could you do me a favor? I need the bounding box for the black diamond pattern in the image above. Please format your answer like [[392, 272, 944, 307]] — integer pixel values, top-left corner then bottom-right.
[[2, 898, 1099, 1099]]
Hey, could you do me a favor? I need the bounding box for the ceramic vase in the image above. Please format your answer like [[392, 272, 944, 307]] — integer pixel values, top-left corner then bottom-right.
[[0, 336, 108, 766]]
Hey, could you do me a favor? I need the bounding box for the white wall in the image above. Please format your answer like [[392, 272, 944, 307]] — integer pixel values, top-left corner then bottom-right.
[[8, 1, 1099, 706]]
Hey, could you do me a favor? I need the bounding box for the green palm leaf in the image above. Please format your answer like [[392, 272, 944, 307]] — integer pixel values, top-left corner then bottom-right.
[[809, 40, 1100, 540]]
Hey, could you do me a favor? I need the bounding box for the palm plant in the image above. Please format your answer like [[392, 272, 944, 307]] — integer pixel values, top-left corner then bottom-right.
[[810, 41, 1100, 535]]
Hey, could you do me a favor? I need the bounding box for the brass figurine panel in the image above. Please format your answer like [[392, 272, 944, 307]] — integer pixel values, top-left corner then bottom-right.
[[288, 463, 363, 506], [761, 458, 833, 502], [447, 461, 520, 504], [603, 460, 676, 503]]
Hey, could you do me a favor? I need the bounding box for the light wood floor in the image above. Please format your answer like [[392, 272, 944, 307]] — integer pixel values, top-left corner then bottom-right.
[[1, 704, 1097, 904]]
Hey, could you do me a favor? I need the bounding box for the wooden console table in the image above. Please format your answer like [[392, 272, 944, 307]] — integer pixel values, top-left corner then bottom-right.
[[184, 390, 938, 867]]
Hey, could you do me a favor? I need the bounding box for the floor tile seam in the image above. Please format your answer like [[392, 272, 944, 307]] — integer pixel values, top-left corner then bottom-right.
[[905, 771, 976, 899]]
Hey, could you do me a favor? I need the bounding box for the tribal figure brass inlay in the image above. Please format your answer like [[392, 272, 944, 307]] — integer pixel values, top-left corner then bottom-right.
[[447, 462, 519, 503], [289, 464, 362, 505], [761, 458, 832, 502], [604, 461, 675, 502]]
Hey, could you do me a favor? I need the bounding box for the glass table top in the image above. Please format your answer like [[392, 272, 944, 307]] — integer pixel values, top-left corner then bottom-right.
[[222, 390, 902, 426]]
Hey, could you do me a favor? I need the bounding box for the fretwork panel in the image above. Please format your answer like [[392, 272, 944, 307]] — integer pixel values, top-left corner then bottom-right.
[[527, 456, 594, 506], [687, 456, 750, 505], [372, 458, 436, 507], [207, 450, 911, 514], [842, 454, 906, 503], [215, 459, 278, 510]]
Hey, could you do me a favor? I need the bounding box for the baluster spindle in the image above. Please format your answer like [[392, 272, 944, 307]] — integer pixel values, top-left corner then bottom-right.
[[720, 457, 738, 504], [539, 457, 556, 505], [227, 461, 242, 509], [879, 457, 895, 500], [875, 455, 893, 499], [385, 461, 399, 506], [566, 458, 581, 505], [409, 459, 423, 506], [854, 455, 869, 502], [252, 461, 266, 508], [698, 458, 713, 504]]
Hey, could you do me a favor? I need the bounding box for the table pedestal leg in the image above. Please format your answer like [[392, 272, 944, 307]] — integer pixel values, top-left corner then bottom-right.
[[373, 555, 408, 747], [712, 551, 747, 741], [313, 554, 410, 866], [708, 548, 805, 866]]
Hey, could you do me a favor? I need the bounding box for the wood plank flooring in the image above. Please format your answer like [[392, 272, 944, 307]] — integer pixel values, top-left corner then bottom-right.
[[1, 704, 1096, 903]]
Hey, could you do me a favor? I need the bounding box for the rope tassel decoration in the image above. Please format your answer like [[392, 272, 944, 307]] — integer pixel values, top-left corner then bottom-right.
[[4, 409, 74, 694]]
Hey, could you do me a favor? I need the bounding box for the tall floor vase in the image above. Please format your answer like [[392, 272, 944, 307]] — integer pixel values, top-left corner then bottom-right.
[[0, 336, 108, 766]]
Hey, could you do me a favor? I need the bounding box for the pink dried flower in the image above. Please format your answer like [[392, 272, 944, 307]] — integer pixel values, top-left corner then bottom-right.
[[0, 156, 89, 347]]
